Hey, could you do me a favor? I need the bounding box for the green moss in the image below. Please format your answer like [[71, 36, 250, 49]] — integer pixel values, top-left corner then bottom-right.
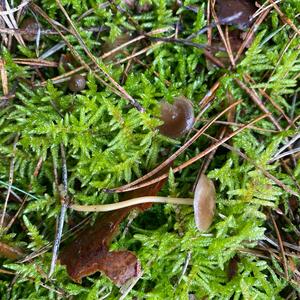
[[0, 0, 299, 299]]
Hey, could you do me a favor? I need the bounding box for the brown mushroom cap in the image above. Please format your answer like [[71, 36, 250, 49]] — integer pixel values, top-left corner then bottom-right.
[[20, 18, 39, 42], [158, 96, 194, 138], [193, 174, 216, 231], [216, 0, 257, 29], [68, 74, 86, 92]]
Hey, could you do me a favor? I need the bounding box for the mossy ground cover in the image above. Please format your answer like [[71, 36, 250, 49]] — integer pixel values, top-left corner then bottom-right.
[[0, 0, 299, 299]]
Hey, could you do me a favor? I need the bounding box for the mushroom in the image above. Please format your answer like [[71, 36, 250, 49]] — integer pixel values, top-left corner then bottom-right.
[[68, 74, 86, 92], [216, 0, 257, 29], [158, 96, 195, 139], [20, 18, 39, 42], [70, 174, 216, 231]]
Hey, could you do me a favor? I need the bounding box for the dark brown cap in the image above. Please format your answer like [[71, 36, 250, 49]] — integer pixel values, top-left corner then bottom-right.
[[158, 97, 194, 138], [68, 74, 86, 92], [20, 18, 39, 42]]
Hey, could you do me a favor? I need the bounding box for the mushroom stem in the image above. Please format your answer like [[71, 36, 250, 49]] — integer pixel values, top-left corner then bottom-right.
[[70, 196, 194, 212]]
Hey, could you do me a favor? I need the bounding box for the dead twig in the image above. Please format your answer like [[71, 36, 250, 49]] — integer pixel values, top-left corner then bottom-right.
[[13, 58, 58, 68], [210, 0, 235, 67], [235, 7, 271, 62], [0, 58, 9, 95], [0, 134, 19, 228], [269, 211, 289, 279], [235, 78, 282, 131], [48, 143, 69, 277]]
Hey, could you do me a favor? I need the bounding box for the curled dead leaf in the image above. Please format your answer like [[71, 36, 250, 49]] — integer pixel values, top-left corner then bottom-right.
[[60, 168, 169, 284], [59, 207, 143, 284]]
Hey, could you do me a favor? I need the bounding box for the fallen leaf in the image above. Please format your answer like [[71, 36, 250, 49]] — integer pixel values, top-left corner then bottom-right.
[[59, 208, 142, 285], [60, 167, 169, 284], [216, 0, 257, 29]]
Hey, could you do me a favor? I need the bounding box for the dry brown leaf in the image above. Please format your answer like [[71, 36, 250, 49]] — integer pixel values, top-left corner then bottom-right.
[[60, 168, 169, 284]]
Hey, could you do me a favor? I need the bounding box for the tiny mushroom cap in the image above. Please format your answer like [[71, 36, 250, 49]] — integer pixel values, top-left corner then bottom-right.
[[159, 96, 195, 138], [216, 0, 257, 29], [193, 174, 216, 231], [68, 74, 86, 92], [20, 17, 39, 42]]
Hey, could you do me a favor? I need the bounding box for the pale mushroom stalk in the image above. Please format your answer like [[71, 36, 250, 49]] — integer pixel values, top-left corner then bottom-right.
[[71, 196, 193, 212], [70, 175, 216, 232]]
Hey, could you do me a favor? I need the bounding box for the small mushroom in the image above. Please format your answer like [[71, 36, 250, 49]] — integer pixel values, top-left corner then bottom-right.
[[193, 174, 216, 231], [158, 97, 195, 138], [68, 74, 86, 92], [70, 174, 216, 231], [20, 17, 39, 42], [216, 0, 257, 29]]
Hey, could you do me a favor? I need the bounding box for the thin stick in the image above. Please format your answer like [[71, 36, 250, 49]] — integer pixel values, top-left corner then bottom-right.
[[177, 251, 192, 284], [1, 134, 19, 228], [271, 147, 300, 162], [269, 211, 289, 279], [70, 196, 193, 212], [13, 58, 58, 68], [119, 271, 143, 300], [272, 133, 300, 158], [235, 78, 282, 131], [200, 119, 278, 133], [0, 59, 9, 95], [235, 7, 270, 62], [48, 144, 69, 277], [5, 198, 26, 232]]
